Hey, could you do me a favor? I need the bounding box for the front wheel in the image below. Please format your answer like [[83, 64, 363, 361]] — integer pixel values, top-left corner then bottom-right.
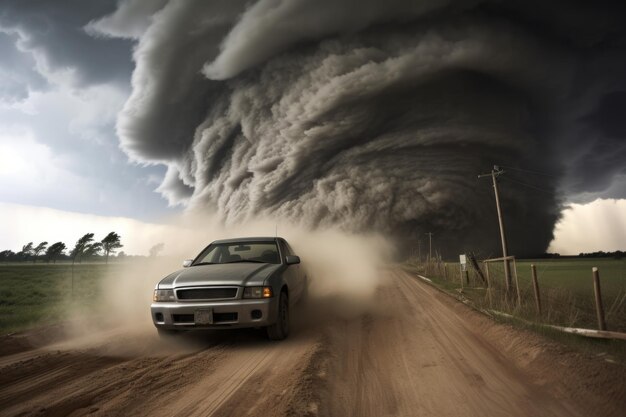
[[266, 292, 289, 341]]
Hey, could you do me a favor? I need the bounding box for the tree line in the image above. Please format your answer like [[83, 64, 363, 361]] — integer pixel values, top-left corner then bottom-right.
[[534, 250, 626, 259], [0, 232, 123, 264]]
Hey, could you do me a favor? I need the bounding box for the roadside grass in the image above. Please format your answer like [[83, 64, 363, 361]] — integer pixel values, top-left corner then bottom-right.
[[0, 263, 122, 334], [404, 258, 626, 363], [490, 310, 626, 364]]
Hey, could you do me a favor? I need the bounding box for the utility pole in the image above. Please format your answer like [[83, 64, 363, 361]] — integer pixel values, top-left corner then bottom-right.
[[478, 165, 512, 292], [425, 232, 433, 261]]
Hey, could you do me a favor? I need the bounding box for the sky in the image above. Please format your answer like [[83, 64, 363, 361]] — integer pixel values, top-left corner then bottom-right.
[[0, 0, 625, 256]]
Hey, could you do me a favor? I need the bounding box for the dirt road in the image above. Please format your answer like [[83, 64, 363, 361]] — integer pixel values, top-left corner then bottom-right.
[[1, 269, 624, 416]]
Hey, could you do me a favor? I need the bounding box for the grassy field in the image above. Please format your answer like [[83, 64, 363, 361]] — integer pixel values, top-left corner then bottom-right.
[[0, 263, 122, 334], [408, 257, 626, 332], [515, 258, 626, 298]]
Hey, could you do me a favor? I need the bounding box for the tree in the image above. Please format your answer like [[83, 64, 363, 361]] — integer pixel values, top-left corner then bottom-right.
[[32, 241, 48, 263], [83, 242, 103, 260], [101, 232, 123, 263], [45, 242, 66, 263], [71, 233, 94, 264], [19, 242, 34, 261], [0, 250, 16, 262], [149, 243, 165, 257]]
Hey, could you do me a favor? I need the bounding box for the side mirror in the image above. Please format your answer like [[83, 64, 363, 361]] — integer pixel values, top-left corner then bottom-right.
[[182, 259, 193, 268], [285, 255, 300, 265]]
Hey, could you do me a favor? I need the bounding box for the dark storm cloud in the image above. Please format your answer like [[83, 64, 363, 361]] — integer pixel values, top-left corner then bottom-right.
[[0, 0, 133, 87], [114, 0, 250, 163], [107, 0, 626, 255]]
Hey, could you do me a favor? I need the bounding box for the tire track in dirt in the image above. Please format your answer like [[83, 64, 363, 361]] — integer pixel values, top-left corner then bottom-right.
[[166, 332, 318, 417], [0, 341, 231, 416], [0, 353, 123, 410], [0, 325, 320, 417]]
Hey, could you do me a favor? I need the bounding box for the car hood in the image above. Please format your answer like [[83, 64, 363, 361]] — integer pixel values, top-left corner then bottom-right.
[[157, 263, 281, 288]]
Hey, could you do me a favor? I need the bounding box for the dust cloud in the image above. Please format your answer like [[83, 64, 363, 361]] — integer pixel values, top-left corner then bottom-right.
[[58, 214, 392, 354]]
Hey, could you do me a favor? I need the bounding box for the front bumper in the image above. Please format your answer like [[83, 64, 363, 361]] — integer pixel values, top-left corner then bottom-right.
[[150, 298, 278, 330]]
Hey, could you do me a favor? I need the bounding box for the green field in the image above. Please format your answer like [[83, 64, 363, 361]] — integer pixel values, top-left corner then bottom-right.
[[515, 258, 626, 298], [505, 258, 625, 332], [0, 263, 120, 334], [0, 259, 181, 335]]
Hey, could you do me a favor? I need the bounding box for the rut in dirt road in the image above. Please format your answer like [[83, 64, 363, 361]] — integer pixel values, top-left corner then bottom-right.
[[0, 328, 319, 417]]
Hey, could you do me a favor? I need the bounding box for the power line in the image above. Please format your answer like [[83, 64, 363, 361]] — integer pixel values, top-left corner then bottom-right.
[[499, 176, 556, 194], [498, 165, 560, 179]]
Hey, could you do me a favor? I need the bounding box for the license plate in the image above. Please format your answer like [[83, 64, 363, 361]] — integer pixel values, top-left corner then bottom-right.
[[194, 309, 213, 325]]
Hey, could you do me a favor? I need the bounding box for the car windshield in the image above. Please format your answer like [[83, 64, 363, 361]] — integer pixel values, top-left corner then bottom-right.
[[193, 242, 280, 265]]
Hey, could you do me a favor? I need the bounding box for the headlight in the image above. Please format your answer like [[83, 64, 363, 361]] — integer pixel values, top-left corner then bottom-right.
[[153, 289, 175, 302], [243, 286, 273, 298]]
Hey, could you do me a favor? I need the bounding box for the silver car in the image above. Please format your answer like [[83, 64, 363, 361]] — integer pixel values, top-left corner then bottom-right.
[[151, 237, 306, 340]]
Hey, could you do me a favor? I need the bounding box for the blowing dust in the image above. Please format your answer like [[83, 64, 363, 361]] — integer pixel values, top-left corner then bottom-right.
[[58, 214, 392, 354]]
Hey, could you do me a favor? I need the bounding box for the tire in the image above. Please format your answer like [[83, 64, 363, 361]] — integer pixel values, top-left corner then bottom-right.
[[266, 292, 289, 341]]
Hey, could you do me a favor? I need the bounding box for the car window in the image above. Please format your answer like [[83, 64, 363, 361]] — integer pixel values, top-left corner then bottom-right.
[[194, 242, 280, 264]]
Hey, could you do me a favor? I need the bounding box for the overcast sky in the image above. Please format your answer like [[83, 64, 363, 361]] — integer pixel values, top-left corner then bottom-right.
[[1, 0, 625, 255], [0, 0, 179, 253]]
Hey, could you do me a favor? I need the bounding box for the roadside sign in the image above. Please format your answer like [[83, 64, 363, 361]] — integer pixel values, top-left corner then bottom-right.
[[459, 254, 467, 271]]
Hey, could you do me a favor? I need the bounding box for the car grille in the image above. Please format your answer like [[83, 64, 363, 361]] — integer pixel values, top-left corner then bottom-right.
[[176, 287, 238, 300], [172, 313, 238, 324], [172, 314, 194, 323]]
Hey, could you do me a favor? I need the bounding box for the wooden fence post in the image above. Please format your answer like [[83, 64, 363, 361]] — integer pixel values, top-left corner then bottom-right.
[[592, 267, 607, 331], [512, 258, 521, 308], [531, 264, 541, 316]]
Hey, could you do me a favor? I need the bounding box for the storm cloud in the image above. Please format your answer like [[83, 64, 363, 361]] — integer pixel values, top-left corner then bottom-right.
[[102, 0, 626, 256], [0, 0, 133, 87]]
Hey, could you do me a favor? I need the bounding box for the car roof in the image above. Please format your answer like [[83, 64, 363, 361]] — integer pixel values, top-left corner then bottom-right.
[[211, 236, 283, 244]]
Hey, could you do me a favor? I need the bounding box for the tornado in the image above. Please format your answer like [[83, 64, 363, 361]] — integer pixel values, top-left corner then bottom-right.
[[91, 0, 626, 257]]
